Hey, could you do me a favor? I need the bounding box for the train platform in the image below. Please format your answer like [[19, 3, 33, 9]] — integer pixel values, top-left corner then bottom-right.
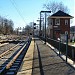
[[17, 39, 34, 75], [17, 38, 75, 75]]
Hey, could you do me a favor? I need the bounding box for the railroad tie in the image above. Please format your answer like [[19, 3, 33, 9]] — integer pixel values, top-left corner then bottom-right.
[[17, 40, 34, 75]]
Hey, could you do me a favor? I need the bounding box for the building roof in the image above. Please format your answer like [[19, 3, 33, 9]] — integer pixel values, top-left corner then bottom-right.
[[50, 10, 73, 18]]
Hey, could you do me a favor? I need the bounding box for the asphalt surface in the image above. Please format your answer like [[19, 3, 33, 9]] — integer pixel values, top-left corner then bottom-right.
[[32, 38, 75, 75]]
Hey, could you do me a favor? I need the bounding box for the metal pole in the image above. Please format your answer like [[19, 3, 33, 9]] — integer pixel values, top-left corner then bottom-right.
[[72, 48, 74, 64], [43, 18, 44, 37], [33, 22, 34, 37], [44, 12, 46, 44], [40, 11, 51, 41], [59, 34, 61, 56], [66, 33, 68, 63], [40, 12, 41, 37]]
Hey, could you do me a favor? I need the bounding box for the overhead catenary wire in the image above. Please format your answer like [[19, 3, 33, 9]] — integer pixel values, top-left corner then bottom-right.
[[10, 0, 26, 24]]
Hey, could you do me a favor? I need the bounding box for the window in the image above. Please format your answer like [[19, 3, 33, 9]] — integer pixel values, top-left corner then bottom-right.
[[55, 18, 60, 25], [48, 19, 53, 25], [50, 19, 53, 25], [65, 20, 68, 25], [65, 31, 68, 34]]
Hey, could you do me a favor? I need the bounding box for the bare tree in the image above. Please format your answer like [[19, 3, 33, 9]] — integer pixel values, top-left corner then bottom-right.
[[43, 1, 69, 13], [0, 17, 14, 35], [25, 25, 32, 36], [0, 18, 4, 34], [8, 20, 14, 34], [3, 19, 9, 35]]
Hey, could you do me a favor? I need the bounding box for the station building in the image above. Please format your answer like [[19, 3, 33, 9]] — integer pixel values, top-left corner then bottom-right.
[[48, 10, 73, 39]]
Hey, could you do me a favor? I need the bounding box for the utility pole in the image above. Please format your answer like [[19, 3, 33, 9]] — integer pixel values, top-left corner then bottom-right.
[[40, 11, 51, 44], [33, 22, 34, 37], [40, 12, 41, 37], [44, 12, 46, 44], [66, 32, 68, 63]]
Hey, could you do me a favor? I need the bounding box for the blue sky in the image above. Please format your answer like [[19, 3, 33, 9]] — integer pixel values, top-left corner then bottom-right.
[[0, 0, 74, 29]]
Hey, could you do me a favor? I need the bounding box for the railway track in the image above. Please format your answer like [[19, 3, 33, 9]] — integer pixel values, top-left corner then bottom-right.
[[0, 41, 23, 58], [0, 38, 31, 75], [0, 39, 27, 55], [0, 43, 22, 66], [0, 43, 17, 55]]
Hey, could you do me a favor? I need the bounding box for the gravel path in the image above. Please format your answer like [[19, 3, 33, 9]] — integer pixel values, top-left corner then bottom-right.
[[0, 43, 23, 66], [0, 43, 15, 54]]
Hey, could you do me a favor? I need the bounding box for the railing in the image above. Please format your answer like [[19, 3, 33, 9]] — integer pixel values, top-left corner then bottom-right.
[[40, 36, 75, 62]]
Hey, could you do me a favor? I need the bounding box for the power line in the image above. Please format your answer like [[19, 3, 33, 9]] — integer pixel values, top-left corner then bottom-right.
[[10, 0, 26, 24]]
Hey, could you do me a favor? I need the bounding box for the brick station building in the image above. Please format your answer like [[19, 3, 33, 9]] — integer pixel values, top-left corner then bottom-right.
[[48, 10, 73, 39]]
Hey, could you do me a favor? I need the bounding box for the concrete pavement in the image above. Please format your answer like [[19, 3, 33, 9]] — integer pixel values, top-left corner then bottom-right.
[[32, 38, 75, 75]]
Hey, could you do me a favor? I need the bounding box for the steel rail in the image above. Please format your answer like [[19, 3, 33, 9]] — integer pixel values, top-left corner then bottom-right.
[[0, 38, 31, 75], [6, 43, 27, 69], [0, 42, 21, 58]]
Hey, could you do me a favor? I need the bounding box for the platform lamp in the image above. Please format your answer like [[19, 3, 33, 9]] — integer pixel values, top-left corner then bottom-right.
[[40, 11, 51, 44]]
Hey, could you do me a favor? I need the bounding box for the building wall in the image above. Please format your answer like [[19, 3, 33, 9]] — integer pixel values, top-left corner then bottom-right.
[[52, 18, 60, 39], [60, 18, 70, 38], [51, 18, 70, 39]]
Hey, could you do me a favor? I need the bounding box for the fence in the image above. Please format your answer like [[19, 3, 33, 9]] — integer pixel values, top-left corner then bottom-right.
[[40, 37, 75, 62]]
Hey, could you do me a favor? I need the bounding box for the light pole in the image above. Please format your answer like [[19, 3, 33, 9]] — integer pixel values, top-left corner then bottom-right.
[[37, 18, 44, 37], [40, 11, 51, 44], [66, 33, 68, 63], [40, 12, 41, 36]]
